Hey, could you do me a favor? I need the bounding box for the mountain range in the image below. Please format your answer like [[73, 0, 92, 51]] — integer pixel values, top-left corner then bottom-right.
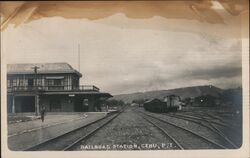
[[111, 85, 224, 103]]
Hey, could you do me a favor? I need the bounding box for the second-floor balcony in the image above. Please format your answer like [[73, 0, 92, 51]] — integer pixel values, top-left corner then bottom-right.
[[7, 85, 100, 93]]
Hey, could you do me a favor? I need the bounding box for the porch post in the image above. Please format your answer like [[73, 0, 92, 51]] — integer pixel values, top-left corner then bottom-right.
[[32, 65, 40, 115], [12, 95, 15, 113], [35, 94, 40, 115], [88, 96, 96, 112]]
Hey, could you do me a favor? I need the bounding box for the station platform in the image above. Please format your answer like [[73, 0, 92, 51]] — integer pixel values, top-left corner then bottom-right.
[[7, 112, 110, 123], [7, 112, 108, 150]]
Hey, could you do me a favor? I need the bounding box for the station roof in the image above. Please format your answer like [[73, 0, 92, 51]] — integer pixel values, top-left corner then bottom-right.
[[42, 91, 113, 98], [7, 63, 82, 77]]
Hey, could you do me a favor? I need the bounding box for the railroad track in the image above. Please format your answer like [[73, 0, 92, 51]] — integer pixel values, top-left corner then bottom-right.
[[25, 110, 123, 151], [181, 111, 238, 124], [186, 111, 228, 122], [195, 112, 241, 127], [138, 111, 228, 149], [172, 112, 241, 135], [164, 113, 238, 149], [140, 115, 184, 150], [169, 112, 234, 130]]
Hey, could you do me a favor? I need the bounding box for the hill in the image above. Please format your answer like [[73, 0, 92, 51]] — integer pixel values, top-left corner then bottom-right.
[[111, 85, 223, 103]]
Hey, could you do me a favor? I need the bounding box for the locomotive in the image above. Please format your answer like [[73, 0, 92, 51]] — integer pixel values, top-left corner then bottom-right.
[[143, 95, 183, 113]]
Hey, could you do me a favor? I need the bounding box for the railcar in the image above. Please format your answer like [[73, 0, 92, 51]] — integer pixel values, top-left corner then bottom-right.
[[143, 95, 183, 113]]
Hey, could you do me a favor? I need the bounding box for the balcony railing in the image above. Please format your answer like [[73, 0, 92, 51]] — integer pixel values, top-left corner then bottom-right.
[[7, 85, 100, 92]]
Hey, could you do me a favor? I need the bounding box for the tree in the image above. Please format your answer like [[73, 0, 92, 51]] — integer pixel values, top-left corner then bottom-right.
[[194, 95, 217, 107], [220, 88, 242, 107], [183, 97, 191, 106], [104, 99, 125, 107], [132, 99, 145, 104]]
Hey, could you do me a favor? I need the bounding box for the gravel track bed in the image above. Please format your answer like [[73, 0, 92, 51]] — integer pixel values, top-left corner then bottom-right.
[[73, 108, 178, 150]]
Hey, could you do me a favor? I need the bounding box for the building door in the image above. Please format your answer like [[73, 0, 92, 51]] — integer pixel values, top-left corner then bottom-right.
[[74, 97, 88, 112], [15, 96, 35, 112], [50, 98, 61, 112], [7, 95, 13, 113]]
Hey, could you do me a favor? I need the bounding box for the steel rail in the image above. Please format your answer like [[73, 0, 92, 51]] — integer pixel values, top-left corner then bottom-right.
[[64, 111, 122, 151], [140, 115, 184, 150], [24, 111, 121, 151], [174, 112, 240, 134], [164, 113, 238, 148], [171, 113, 233, 130], [139, 111, 227, 149]]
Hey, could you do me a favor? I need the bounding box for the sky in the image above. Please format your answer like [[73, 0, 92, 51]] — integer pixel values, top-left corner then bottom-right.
[[2, 5, 243, 95]]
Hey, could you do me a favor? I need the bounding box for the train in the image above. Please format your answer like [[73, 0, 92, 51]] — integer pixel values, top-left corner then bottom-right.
[[143, 95, 184, 113]]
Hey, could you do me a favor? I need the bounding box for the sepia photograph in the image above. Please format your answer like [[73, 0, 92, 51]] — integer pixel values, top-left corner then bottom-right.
[[0, 1, 249, 158]]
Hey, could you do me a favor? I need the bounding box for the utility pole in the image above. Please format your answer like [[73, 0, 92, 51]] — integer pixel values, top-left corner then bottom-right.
[[31, 66, 40, 116], [78, 44, 80, 72]]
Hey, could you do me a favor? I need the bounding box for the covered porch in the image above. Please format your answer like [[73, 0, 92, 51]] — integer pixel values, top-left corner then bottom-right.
[[7, 91, 112, 114]]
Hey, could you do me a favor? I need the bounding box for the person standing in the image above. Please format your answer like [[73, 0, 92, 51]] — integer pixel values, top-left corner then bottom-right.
[[40, 106, 46, 122]]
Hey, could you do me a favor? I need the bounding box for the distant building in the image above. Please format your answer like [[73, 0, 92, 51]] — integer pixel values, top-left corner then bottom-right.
[[7, 63, 112, 114], [130, 103, 139, 107]]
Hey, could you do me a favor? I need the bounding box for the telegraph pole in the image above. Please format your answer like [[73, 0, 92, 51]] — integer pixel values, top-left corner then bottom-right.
[[78, 44, 80, 72], [31, 66, 40, 116]]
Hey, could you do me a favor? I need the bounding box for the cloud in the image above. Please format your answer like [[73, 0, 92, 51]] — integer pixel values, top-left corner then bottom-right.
[[187, 66, 242, 80], [101, 65, 242, 94], [2, 14, 242, 94]]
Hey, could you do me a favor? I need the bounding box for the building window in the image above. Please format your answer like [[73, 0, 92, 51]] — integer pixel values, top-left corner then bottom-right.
[[47, 79, 62, 86], [13, 79, 17, 87], [28, 79, 34, 86], [19, 79, 24, 86], [54, 79, 62, 86], [7, 80, 11, 88], [37, 78, 43, 86], [48, 80, 53, 86], [47, 79, 63, 90]]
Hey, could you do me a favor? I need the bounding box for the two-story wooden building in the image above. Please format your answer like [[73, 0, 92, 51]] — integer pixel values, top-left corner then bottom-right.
[[7, 63, 112, 114]]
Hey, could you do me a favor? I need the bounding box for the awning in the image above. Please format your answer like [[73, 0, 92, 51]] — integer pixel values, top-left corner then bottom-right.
[[45, 76, 64, 79]]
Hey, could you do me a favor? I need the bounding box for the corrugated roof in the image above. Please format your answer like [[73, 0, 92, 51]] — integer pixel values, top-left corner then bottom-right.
[[7, 63, 82, 77]]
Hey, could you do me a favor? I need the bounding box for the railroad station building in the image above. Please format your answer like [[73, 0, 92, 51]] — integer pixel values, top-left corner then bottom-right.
[[7, 63, 112, 114]]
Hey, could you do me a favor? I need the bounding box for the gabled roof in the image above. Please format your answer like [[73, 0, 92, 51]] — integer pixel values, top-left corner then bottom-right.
[[144, 98, 163, 103], [7, 63, 82, 77]]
